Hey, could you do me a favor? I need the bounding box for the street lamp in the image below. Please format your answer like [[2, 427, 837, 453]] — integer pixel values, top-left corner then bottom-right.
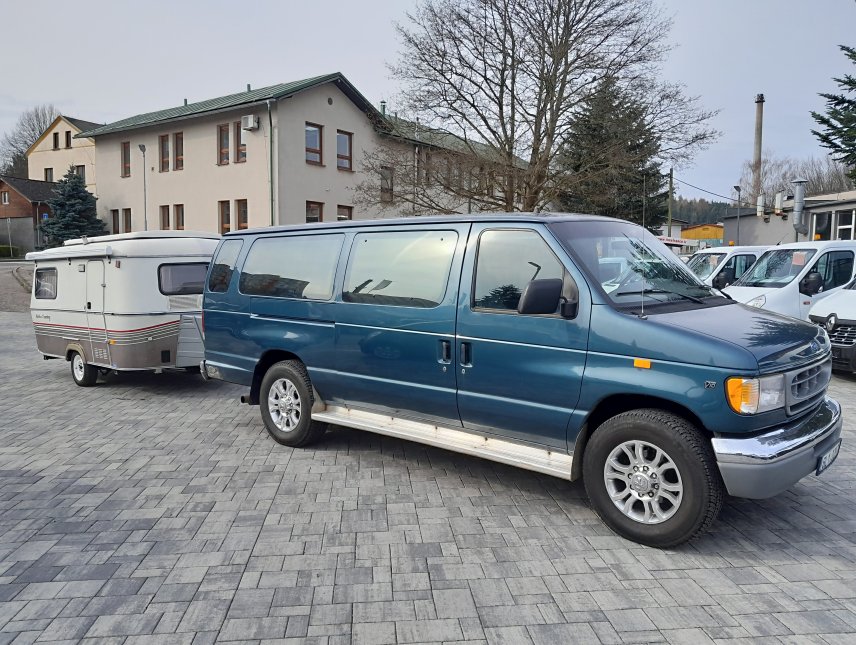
[[734, 185, 741, 245], [139, 144, 148, 231]]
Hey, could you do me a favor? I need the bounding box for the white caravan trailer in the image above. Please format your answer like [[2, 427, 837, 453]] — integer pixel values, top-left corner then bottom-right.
[[26, 231, 219, 386]]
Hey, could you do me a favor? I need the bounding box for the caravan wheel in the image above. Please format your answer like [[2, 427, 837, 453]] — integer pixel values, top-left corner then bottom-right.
[[70, 352, 98, 387]]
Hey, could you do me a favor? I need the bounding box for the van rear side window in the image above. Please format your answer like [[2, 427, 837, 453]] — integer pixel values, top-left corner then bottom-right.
[[239, 234, 343, 300], [159, 263, 209, 295], [343, 230, 457, 308], [208, 239, 243, 293], [34, 268, 57, 299]]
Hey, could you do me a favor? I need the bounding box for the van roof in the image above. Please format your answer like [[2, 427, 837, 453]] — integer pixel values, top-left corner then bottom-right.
[[765, 239, 856, 251], [224, 212, 615, 236], [693, 245, 769, 254]]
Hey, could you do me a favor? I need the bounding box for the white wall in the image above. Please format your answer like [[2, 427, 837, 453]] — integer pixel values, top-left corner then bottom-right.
[[27, 118, 97, 193], [93, 108, 274, 233]]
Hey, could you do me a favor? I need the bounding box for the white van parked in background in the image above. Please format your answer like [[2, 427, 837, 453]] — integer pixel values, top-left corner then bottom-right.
[[686, 245, 768, 288], [809, 281, 856, 372], [725, 240, 856, 320], [27, 231, 219, 386]]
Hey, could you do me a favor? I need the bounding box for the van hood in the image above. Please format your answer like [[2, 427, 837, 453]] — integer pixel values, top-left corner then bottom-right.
[[809, 289, 856, 320], [652, 302, 828, 372], [722, 285, 770, 304]]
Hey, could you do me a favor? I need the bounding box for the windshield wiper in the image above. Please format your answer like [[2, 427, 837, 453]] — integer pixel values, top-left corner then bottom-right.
[[615, 287, 706, 304]]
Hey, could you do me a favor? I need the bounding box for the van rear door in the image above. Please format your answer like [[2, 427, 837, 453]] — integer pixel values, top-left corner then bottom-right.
[[455, 224, 590, 451]]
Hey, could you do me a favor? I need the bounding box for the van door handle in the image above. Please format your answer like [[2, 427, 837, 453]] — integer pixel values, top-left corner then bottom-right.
[[439, 340, 452, 363], [460, 342, 472, 367]]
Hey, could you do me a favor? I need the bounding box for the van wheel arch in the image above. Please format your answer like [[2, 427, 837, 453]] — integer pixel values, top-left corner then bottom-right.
[[249, 350, 304, 405], [571, 394, 708, 481]]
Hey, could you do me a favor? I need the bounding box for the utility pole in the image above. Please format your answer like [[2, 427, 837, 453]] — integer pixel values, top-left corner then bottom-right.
[[734, 185, 742, 245], [139, 144, 148, 231], [667, 168, 673, 237]]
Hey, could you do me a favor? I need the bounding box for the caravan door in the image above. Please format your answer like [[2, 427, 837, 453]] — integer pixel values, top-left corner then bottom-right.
[[86, 260, 110, 365]]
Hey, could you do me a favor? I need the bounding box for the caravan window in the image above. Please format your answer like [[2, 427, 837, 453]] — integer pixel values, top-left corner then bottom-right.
[[159, 263, 209, 295], [34, 268, 58, 299]]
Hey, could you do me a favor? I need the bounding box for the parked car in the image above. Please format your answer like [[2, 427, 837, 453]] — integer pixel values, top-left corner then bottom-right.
[[685, 245, 768, 288], [809, 278, 856, 372], [27, 231, 219, 386], [725, 240, 856, 320], [202, 214, 841, 547]]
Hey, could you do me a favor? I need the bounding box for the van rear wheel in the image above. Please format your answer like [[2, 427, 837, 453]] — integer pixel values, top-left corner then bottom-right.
[[259, 360, 327, 447], [582, 409, 723, 548], [70, 351, 98, 387]]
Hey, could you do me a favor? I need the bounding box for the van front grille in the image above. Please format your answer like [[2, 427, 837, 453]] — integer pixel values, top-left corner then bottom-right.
[[786, 359, 831, 416], [828, 324, 856, 346]]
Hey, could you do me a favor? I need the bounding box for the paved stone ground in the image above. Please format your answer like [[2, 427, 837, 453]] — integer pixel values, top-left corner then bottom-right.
[[1, 309, 855, 644], [0, 264, 31, 313]]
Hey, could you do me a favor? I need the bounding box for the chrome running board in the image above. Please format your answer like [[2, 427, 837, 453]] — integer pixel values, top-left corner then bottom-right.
[[312, 405, 573, 479]]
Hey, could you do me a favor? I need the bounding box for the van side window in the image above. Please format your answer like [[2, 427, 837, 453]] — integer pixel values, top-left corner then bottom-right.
[[159, 263, 209, 295], [239, 234, 343, 300], [721, 254, 756, 281], [34, 268, 58, 300], [343, 230, 458, 308], [812, 250, 854, 291], [208, 239, 243, 293], [474, 229, 564, 312]]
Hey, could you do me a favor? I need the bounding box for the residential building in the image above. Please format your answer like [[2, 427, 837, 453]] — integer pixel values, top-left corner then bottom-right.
[[0, 176, 54, 253], [26, 116, 100, 194], [77, 73, 406, 234]]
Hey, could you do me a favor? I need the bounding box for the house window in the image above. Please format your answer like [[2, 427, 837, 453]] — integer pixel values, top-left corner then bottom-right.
[[337, 205, 352, 221], [306, 201, 323, 223], [121, 142, 131, 177], [219, 200, 231, 234], [174, 132, 184, 170], [65, 131, 72, 148], [305, 123, 322, 164], [52, 133, 59, 150], [111, 209, 120, 234], [336, 131, 352, 170], [174, 204, 185, 230], [44, 168, 54, 182], [122, 208, 132, 232], [0, 191, 8, 205], [159, 135, 169, 172], [234, 123, 246, 163], [74, 165, 85, 183], [380, 166, 393, 203], [236, 199, 248, 229], [160, 205, 170, 230], [217, 125, 229, 165]]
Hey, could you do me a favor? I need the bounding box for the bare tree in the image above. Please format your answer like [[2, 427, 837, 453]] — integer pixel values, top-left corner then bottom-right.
[[737, 151, 855, 208], [354, 0, 718, 215], [0, 104, 60, 177]]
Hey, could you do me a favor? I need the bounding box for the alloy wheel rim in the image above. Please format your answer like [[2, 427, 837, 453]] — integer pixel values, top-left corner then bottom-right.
[[268, 378, 301, 432], [604, 440, 683, 524]]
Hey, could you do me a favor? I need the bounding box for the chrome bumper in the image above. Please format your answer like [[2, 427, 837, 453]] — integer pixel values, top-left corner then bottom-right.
[[712, 397, 842, 499]]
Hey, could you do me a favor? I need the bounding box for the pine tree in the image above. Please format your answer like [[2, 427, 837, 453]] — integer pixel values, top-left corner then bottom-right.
[[41, 167, 106, 246], [811, 45, 856, 183], [558, 77, 667, 230]]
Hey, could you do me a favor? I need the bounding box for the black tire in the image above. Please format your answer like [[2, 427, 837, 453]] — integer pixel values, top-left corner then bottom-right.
[[70, 351, 98, 387], [582, 409, 723, 548], [259, 360, 327, 447]]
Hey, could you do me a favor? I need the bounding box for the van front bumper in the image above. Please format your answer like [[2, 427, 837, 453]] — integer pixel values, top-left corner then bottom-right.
[[711, 397, 842, 499]]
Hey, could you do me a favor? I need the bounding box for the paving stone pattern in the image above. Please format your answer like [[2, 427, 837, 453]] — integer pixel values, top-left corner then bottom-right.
[[1, 310, 855, 644]]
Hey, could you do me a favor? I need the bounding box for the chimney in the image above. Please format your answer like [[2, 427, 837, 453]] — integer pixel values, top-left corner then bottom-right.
[[183, 98, 188, 106], [380, 100, 387, 116], [752, 94, 765, 203], [247, 84, 251, 92]]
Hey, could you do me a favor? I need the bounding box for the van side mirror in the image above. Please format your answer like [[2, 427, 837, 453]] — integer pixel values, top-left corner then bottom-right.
[[800, 272, 823, 296], [712, 268, 734, 290], [517, 278, 563, 315], [561, 277, 579, 319]]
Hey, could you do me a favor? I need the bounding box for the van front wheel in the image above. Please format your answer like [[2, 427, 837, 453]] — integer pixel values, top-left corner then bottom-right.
[[259, 360, 327, 447], [70, 351, 98, 387], [582, 409, 723, 548]]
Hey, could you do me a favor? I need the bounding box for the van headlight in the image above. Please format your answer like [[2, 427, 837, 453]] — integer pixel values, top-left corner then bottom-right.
[[746, 295, 766, 308], [726, 374, 786, 414]]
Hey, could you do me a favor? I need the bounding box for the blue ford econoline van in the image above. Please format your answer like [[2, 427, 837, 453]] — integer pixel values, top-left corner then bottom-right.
[[202, 214, 842, 547]]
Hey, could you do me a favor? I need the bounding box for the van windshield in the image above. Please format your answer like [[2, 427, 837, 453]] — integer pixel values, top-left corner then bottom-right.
[[733, 249, 816, 288], [686, 253, 727, 280], [548, 221, 717, 308]]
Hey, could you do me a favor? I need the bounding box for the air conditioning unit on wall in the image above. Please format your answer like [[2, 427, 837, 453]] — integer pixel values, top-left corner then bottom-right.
[[241, 115, 259, 131]]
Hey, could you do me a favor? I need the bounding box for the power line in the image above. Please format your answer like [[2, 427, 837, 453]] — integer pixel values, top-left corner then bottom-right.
[[673, 176, 758, 209]]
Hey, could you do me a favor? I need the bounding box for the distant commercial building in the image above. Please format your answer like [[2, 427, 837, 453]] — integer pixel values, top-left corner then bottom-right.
[[681, 223, 724, 249], [26, 116, 100, 194]]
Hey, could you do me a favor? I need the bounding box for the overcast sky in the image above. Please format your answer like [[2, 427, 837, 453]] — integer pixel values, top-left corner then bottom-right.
[[2, 0, 854, 202]]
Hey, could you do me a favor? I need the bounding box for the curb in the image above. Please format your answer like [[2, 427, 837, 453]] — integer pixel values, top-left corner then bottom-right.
[[11, 266, 32, 293]]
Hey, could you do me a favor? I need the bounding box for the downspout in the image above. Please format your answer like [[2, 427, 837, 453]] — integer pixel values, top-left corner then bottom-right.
[[266, 100, 275, 226]]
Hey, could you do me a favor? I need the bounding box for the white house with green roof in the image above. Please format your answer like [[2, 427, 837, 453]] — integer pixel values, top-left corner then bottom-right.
[[76, 73, 408, 234]]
